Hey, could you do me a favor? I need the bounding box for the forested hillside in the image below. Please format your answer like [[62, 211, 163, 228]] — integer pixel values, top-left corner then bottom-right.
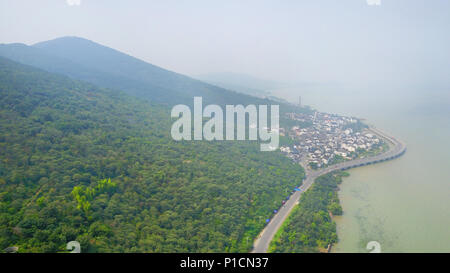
[[269, 172, 344, 253], [0, 37, 311, 127], [0, 57, 305, 252]]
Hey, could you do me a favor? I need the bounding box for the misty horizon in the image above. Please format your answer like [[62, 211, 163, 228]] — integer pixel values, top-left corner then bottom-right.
[[1, 0, 449, 90]]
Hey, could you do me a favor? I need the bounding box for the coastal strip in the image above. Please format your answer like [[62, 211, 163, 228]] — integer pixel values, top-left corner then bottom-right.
[[251, 126, 406, 253]]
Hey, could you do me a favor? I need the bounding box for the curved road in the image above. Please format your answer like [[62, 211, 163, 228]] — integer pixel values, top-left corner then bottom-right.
[[252, 127, 406, 253]]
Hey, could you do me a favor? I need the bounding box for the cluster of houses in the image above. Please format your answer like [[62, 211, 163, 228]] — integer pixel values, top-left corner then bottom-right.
[[280, 112, 383, 169]]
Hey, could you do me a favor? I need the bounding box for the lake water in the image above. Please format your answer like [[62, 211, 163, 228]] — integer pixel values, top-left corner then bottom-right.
[[271, 84, 450, 252]]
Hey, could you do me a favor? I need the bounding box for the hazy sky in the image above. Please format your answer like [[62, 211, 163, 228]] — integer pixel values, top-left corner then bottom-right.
[[1, 0, 449, 87]]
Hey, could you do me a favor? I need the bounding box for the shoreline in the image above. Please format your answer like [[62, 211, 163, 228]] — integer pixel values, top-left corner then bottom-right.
[[252, 126, 406, 253]]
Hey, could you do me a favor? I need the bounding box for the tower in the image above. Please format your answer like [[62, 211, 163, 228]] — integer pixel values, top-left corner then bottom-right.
[[298, 96, 302, 107]]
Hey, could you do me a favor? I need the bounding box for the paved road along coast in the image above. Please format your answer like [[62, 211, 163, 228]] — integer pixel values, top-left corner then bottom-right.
[[252, 127, 407, 253]]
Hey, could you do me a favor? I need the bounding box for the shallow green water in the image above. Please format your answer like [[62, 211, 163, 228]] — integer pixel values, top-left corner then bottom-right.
[[272, 85, 450, 252]]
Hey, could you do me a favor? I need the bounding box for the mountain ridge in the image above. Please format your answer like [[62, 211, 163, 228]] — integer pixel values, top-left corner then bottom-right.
[[0, 36, 308, 116]]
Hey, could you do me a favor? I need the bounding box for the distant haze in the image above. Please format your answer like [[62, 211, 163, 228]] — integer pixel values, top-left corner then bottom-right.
[[1, 0, 449, 90]]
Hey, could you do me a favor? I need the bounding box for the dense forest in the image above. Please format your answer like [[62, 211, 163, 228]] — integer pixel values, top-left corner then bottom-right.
[[0, 57, 306, 252], [269, 172, 345, 253]]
